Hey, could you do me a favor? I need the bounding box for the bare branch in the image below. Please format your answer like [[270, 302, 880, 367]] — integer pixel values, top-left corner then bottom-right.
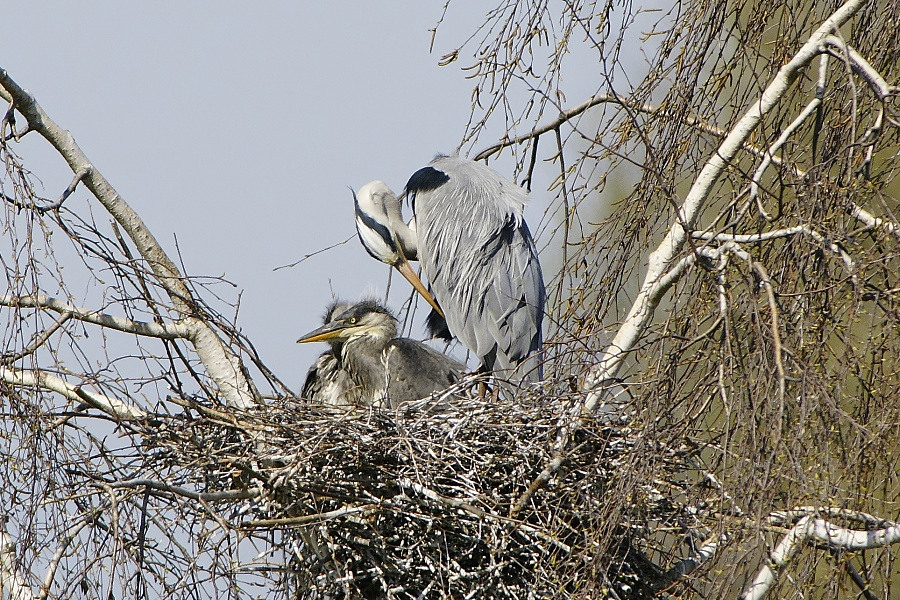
[[741, 515, 900, 600], [0, 67, 257, 408], [693, 226, 856, 275], [822, 36, 898, 100], [106, 478, 259, 502], [38, 516, 94, 600], [0, 523, 36, 600], [0, 294, 190, 339], [0, 365, 146, 420], [749, 98, 822, 220]]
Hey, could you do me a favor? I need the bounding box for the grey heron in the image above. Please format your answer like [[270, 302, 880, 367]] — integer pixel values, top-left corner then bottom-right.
[[300, 301, 359, 406], [353, 181, 444, 317], [297, 299, 463, 408], [354, 156, 545, 381]]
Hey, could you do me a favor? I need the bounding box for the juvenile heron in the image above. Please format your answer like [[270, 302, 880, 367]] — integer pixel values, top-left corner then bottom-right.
[[300, 301, 359, 406], [353, 156, 545, 380], [297, 300, 463, 408]]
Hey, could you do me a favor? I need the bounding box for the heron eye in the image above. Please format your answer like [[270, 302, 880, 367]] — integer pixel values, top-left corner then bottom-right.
[[349, 317, 357, 324]]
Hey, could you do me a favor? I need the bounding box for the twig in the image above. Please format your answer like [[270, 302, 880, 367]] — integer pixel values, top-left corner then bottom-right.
[[105, 478, 259, 502], [0, 365, 146, 420], [241, 504, 381, 529], [1, 312, 72, 364], [273, 234, 355, 271], [0, 294, 190, 339]]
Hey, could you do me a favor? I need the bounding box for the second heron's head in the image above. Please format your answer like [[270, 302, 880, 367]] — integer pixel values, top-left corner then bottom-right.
[[296, 300, 398, 347]]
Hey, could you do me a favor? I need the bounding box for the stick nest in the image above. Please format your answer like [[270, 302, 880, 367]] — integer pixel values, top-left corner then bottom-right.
[[144, 383, 694, 599]]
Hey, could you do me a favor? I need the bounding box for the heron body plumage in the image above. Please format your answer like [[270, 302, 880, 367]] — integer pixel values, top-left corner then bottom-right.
[[298, 300, 462, 408], [405, 156, 545, 380]]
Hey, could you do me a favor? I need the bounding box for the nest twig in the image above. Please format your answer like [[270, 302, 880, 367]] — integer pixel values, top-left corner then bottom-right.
[[142, 381, 696, 599]]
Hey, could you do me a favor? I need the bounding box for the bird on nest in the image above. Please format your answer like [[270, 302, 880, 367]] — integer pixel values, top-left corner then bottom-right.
[[353, 155, 545, 382], [298, 299, 463, 408]]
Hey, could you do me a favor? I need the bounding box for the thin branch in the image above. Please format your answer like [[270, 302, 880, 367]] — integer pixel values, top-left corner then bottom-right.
[[822, 36, 898, 100], [105, 478, 258, 503], [749, 97, 822, 220], [0, 294, 190, 339], [0, 522, 36, 600], [1, 167, 87, 213], [241, 504, 381, 529], [693, 226, 855, 276], [0, 365, 146, 420], [474, 94, 633, 161], [655, 534, 728, 592], [749, 261, 786, 403], [849, 203, 900, 239], [0, 312, 71, 364], [38, 515, 94, 600]]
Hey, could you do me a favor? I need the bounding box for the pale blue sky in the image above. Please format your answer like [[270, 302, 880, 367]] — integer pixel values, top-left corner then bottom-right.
[[3, 3, 624, 391]]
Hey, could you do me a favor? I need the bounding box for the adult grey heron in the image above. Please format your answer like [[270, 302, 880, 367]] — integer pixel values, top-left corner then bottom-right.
[[354, 156, 545, 381], [297, 299, 463, 408], [353, 181, 443, 317]]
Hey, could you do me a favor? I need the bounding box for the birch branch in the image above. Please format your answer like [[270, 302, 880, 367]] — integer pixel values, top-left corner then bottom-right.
[[0, 294, 190, 339], [655, 534, 727, 591], [0, 524, 36, 600], [693, 226, 856, 275], [741, 515, 900, 600], [822, 36, 898, 100], [0, 68, 257, 408], [38, 517, 94, 600], [581, 0, 867, 411], [0, 365, 146, 420], [105, 478, 258, 502]]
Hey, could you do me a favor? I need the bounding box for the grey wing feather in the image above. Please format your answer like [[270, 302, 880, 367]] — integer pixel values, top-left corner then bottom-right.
[[410, 156, 545, 379], [384, 339, 463, 407], [302, 351, 359, 406]]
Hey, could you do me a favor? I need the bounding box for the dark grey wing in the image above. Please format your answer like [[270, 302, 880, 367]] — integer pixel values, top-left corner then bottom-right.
[[302, 351, 358, 406], [383, 339, 463, 406], [425, 307, 452, 341]]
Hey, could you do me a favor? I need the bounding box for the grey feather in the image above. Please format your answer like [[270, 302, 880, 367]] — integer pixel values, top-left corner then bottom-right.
[[300, 301, 363, 406], [405, 156, 545, 380], [298, 300, 463, 407]]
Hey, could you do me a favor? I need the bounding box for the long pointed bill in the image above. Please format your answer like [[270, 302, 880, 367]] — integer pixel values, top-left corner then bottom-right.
[[296, 323, 345, 344], [394, 253, 444, 318]]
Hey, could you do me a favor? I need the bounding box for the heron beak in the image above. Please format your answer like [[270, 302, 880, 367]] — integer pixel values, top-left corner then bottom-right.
[[394, 252, 444, 318], [296, 322, 347, 344]]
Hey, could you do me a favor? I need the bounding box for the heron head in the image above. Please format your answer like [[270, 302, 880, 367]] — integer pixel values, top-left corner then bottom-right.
[[356, 181, 397, 216], [297, 300, 397, 345]]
